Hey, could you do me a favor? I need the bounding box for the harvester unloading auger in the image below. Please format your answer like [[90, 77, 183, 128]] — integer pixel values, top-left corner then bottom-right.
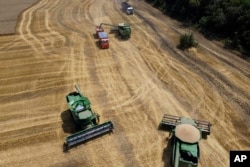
[[160, 114, 211, 167], [63, 85, 114, 152]]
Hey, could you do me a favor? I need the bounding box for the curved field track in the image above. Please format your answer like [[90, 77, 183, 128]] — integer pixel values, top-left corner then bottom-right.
[[0, 0, 249, 167]]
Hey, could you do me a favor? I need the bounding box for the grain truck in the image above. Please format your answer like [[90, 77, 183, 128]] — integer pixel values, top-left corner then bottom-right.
[[95, 27, 109, 49], [122, 2, 134, 15]]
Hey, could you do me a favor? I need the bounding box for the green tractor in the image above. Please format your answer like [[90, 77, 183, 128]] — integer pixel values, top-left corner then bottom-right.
[[63, 85, 114, 151], [98, 23, 131, 39], [160, 114, 211, 167]]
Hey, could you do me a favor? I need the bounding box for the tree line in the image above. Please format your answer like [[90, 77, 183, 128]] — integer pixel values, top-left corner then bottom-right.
[[145, 0, 250, 57]]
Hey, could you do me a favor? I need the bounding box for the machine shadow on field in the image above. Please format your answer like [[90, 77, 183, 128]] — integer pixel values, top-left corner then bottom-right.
[[61, 109, 76, 134], [92, 33, 98, 39], [162, 137, 174, 167], [92, 33, 101, 49], [158, 124, 173, 167], [61, 109, 79, 152]]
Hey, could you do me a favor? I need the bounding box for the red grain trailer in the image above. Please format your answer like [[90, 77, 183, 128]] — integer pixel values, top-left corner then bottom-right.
[[97, 31, 109, 49]]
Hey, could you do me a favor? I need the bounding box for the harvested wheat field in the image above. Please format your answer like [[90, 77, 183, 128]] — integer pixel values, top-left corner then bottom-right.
[[0, 0, 249, 167]]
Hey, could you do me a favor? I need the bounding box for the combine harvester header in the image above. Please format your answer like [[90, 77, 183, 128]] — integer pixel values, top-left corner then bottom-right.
[[161, 114, 211, 136], [63, 85, 114, 151], [160, 114, 211, 167]]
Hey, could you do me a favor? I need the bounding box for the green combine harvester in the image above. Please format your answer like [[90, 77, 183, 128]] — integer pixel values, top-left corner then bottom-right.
[[63, 85, 114, 151], [98, 23, 131, 39], [160, 114, 211, 167]]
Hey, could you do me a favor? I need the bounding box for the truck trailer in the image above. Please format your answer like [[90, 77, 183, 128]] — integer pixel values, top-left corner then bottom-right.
[[97, 31, 109, 49]]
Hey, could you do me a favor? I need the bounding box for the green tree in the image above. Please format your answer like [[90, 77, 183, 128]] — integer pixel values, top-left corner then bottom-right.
[[179, 33, 198, 49]]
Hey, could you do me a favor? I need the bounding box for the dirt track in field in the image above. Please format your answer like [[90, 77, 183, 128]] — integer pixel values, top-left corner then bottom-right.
[[0, 0, 249, 167]]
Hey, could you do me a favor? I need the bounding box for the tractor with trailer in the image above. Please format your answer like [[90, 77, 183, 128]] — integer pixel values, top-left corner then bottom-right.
[[160, 114, 211, 167], [122, 2, 134, 15], [63, 85, 114, 151], [98, 23, 131, 39]]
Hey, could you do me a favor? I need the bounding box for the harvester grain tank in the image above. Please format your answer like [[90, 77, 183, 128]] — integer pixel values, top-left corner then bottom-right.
[[122, 2, 134, 15], [63, 85, 114, 151], [160, 114, 211, 167], [98, 23, 131, 39]]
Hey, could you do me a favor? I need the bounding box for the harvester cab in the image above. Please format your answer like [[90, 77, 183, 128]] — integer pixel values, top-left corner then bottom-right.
[[63, 85, 114, 152], [160, 114, 211, 167], [98, 23, 131, 39]]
